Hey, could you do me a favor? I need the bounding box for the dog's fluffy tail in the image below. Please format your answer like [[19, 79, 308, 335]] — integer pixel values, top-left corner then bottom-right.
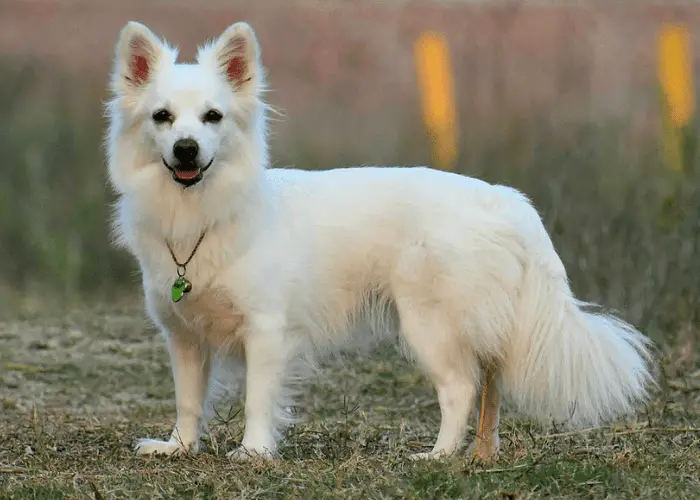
[[500, 231, 656, 429]]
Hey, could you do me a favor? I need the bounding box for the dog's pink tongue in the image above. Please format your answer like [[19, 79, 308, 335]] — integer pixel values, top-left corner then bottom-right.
[[175, 169, 199, 180]]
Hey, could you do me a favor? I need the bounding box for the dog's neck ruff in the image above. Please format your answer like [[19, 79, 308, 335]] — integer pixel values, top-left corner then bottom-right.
[[166, 230, 207, 302]]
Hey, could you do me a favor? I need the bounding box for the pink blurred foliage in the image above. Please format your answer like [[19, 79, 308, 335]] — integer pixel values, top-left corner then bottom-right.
[[1, 0, 699, 162]]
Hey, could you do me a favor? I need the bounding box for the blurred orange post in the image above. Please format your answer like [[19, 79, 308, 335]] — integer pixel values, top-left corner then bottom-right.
[[414, 31, 459, 171], [658, 24, 694, 172]]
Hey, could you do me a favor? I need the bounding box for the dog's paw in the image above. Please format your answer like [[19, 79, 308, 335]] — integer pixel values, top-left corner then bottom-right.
[[466, 436, 500, 463], [134, 438, 197, 457], [226, 445, 275, 462]]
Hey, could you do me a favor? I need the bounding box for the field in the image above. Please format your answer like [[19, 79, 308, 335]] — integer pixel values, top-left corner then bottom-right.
[[2, 2, 700, 498], [2, 74, 700, 500], [0, 304, 699, 499]]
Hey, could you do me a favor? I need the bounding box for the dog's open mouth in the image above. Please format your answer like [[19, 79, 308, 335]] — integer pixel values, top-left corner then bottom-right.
[[162, 158, 213, 188], [173, 167, 201, 182]]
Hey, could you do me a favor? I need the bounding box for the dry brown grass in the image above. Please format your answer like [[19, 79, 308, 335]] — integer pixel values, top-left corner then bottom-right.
[[0, 305, 698, 499]]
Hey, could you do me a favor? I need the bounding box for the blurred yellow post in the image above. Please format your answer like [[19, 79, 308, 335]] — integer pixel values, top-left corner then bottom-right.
[[658, 24, 694, 172], [414, 31, 459, 171]]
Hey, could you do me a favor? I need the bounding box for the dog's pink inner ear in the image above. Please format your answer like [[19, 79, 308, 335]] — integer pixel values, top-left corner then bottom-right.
[[227, 56, 246, 85], [128, 36, 151, 85], [132, 54, 149, 84], [223, 36, 248, 87]]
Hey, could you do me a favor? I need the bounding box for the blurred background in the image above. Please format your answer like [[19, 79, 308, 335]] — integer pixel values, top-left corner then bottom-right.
[[1, 0, 699, 352]]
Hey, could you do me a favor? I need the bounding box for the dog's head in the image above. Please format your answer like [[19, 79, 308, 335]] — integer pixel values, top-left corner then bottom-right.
[[106, 22, 267, 195]]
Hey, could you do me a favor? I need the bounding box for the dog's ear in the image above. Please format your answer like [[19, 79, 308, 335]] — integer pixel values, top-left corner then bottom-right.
[[209, 22, 262, 93], [112, 22, 164, 92]]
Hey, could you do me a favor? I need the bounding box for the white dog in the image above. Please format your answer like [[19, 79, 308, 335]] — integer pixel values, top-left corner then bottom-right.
[[105, 21, 655, 461]]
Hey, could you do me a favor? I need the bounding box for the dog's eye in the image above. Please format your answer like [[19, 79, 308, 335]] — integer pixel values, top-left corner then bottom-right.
[[203, 110, 223, 124], [152, 109, 173, 124]]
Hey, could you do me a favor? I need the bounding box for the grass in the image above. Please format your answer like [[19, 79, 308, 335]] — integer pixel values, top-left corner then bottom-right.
[[1, 306, 698, 499]]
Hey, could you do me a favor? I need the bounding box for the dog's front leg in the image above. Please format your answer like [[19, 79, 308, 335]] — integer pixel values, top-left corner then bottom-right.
[[136, 324, 211, 456], [227, 314, 289, 461]]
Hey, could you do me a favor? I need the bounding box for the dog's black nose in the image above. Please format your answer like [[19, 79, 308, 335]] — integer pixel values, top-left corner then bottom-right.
[[173, 138, 199, 163]]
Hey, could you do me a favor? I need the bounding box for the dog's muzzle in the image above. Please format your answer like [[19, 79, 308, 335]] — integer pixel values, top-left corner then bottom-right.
[[161, 157, 214, 188]]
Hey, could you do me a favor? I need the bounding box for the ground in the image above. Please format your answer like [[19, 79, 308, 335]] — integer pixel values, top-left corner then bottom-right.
[[1, 305, 698, 499]]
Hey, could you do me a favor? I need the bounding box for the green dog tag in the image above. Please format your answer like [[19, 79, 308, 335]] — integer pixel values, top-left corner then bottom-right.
[[171, 277, 192, 303]]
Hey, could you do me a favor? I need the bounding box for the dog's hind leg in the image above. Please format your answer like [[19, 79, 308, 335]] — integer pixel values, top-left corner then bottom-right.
[[395, 299, 479, 460], [467, 365, 501, 462]]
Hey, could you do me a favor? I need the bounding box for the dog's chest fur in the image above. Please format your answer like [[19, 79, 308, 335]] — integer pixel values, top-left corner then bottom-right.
[[172, 284, 246, 355], [139, 229, 249, 356]]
